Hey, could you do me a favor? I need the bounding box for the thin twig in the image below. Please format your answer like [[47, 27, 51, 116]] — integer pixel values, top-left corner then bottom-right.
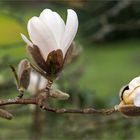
[[0, 98, 117, 115], [0, 98, 36, 106]]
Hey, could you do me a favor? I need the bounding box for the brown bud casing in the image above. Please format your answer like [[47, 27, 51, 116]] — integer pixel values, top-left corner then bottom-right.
[[27, 43, 80, 80], [28, 44, 64, 80], [64, 43, 75, 66], [117, 104, 140, 117], [49, 89, 70, 100], [18, 59, 31, 90], [46, 49, 63, 79], [64, 42, 82, 66], [27, 45, 47, 72]]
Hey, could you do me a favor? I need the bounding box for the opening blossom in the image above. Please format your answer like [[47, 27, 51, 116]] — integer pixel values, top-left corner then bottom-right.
[[120, 76, 140, 107], [114, 76, 140, 117], [21, 9, 78, 79], [27, 71, 70, 100]]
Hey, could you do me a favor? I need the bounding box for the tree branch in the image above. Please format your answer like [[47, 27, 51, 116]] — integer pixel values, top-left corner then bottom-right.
[[0, 98, 118, 116]]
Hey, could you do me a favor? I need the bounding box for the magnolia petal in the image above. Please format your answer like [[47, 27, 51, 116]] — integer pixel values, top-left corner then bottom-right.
[[20, 33, 33, 47], [27, 72, 39, 95], [40, 9, 65, 48], [27, 72, 47, 95], [53, 11, 65, 46], [61, 9, 78, 56], [39, 9, 58, 46], [28, 17, 57, 60], [119, 85, 129, 101], [39, 75, 47, 90], [134, 91, 140, 107], [129, 76, 140, 91]]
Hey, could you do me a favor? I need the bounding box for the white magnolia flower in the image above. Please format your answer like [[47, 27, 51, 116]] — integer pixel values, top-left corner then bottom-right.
[[121, 76, 140, 107], [21, 9, 78, 60]]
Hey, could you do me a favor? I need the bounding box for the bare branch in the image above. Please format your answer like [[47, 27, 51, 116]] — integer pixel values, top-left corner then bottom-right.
[[0, 98, 117, 116], [0, 98, 36, 106]]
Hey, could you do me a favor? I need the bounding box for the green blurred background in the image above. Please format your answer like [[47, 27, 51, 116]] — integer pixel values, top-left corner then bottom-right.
[[0, 0, 140, 140]]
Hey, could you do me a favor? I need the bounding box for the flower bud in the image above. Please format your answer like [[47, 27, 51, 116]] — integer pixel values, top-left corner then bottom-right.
[[117, 76, 140, 117], [18, 59, 31, 91], [49, 89, 70, 100]]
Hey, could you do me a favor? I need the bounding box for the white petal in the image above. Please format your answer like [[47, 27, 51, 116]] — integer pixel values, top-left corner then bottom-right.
[[61, 9, 78, 56], [28, 72, 47, 95], [52, 12, 65, 46], [20, 33, 33, 47], [134, 90, 140, 107], [39, 75, 47, 90], [27, 16, 57, 60], [27, 72, 39, 95], [129, 76, 140, 91], [39, 9, 65, 48]]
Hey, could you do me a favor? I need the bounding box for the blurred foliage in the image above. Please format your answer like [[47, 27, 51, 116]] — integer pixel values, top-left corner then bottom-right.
[[0, 0, 140, 140], [77, 0, 140, 42]]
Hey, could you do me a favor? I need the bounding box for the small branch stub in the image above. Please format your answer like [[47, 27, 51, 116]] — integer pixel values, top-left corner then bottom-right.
[[0, 109, 13, 120]]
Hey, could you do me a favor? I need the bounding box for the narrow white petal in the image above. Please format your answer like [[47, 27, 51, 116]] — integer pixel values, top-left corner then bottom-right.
[[20, 33, 33, 47], [134, 90, 140, 107], [61, 9, 78, 56], [27, 16, 57, 60], [27, 72, 39, 95], [27, 72, 47, 95], [39, 75, 48, 90], [53, 12, 65, 46], [39, 9, 65, 48], [129, 76, 140, 91]]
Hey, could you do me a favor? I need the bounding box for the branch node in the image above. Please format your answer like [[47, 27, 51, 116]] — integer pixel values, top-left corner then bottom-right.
[[56, 109, 66, 113], [8, 99, 16, 103], [83, 108, 96, 114]]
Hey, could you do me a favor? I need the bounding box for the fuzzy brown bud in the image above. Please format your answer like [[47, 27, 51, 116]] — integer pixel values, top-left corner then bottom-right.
[[50, 89, 70, 100], [116, 104, 140, 117], [18, 59, 31, 91]]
